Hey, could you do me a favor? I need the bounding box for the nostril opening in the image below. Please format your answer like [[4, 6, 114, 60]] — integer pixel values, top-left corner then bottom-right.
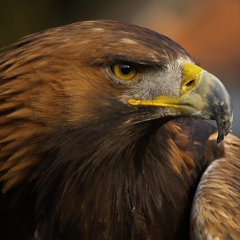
[[186, 79, 195, 88], [181, 79, 197, 94]]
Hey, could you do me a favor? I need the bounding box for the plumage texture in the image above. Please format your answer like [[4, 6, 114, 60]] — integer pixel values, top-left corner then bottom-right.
[[191, 133, 240, 239], [0, 20, 239, 239]]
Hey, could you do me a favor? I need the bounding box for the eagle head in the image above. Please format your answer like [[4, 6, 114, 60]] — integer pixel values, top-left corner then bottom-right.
[[0, 20, 234, 239]]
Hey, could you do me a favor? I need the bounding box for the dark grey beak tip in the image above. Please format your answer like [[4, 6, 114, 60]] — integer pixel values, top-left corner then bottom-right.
[[203, 72, 233, 144], [217, 131, 227, 144], [216, 115, 233, 144]]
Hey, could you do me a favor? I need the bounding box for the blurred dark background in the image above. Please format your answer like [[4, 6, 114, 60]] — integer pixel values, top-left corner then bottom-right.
[[0, 0, 239, 136]]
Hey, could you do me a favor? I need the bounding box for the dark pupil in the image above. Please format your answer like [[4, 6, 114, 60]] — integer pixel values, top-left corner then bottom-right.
[[120, 64, 131, 75]]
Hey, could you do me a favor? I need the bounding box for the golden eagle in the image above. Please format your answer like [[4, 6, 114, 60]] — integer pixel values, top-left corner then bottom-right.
[[0, 20, 239, 239]]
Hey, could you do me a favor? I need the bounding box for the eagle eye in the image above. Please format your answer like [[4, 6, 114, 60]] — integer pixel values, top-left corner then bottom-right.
[[111, 63, 138, 80]]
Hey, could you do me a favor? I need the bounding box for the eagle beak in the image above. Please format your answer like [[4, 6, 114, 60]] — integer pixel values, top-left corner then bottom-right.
[[128, 63, 233, 143]]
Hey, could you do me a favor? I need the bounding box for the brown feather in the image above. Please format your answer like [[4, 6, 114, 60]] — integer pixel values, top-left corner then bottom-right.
[[191, 134, 240, 239], [0, 20, 239, 240]]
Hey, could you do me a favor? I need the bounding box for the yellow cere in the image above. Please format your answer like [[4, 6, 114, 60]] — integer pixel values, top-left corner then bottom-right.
[[181, 63, 203, 95]]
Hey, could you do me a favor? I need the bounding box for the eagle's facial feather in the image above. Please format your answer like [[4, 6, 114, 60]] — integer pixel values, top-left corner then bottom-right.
[[0, 20, 231, 191], [0, 20, 191, 193], [0, 20, 236, 239]]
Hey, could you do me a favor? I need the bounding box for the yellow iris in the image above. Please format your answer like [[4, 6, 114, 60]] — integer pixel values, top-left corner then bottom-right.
[[111, 63, 138, 80]]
